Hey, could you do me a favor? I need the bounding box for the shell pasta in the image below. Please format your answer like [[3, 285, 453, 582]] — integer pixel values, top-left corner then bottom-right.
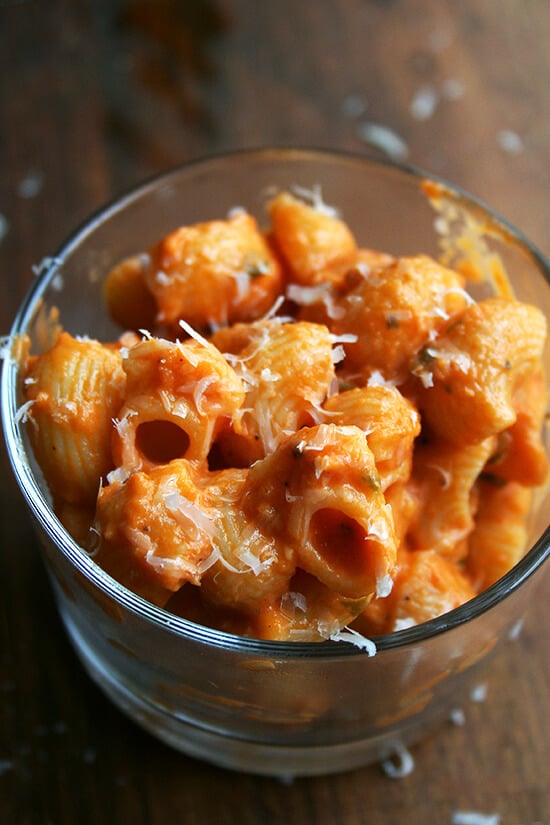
[[21, 187, 548, 643]]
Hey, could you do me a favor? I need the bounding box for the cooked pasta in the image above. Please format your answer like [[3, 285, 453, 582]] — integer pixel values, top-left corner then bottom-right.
[[95, 458, 216, 606], [354, 547, 476, 635], [214, 319, 337, 464], [406, 436, 497, 561], [24, 332, 126, 504], [466, 479, 532, 590], [267, 190, 357, 285], [416, 297, 547, 445], [323, 385, 421, 490], [21, 186, 549, 643], [240, 424, 397, 601], [111, 334, 245, 474], [298, 254, 471, 383], [143, 210, 282, 331]]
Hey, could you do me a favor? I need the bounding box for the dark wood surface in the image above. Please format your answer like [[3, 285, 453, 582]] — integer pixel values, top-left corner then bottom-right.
[[1, 2, 549, 823]]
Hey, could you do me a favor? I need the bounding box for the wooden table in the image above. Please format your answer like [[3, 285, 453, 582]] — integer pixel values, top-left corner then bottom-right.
[[1, 2, 549, 822]]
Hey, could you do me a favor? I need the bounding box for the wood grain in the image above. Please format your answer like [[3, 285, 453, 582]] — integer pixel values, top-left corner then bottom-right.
[[1, 2, 549, 823]]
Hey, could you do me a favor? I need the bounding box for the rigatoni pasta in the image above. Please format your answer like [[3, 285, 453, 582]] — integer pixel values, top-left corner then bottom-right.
[[19, 186, 549, 643]]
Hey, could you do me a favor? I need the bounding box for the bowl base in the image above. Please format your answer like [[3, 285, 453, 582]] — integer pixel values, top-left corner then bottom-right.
[[60, 606, 446, 778]]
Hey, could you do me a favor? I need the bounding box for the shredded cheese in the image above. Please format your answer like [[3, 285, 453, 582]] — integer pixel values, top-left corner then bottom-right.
[[280, 591, 308, 618], [449, 708, 466, 726], [328, 625, 377, 656], [469, 682, 488, 703], [14, 399, 36, 426], [451, 811, 500, 825], [290, 183, 340, 218], [163, 491, 218, 540], [380, 743, 415, 778], [375, 573, 393, 599]]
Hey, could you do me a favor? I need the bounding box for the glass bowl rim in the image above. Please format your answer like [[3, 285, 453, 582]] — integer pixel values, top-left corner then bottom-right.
[[2, 145, 550, 659]]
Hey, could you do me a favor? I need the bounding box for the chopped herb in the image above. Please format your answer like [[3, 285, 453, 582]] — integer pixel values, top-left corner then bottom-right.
[[416, 345, 437, 366], [341, 596, 369, 616], [361, 472, 381, 491], [244, 256, 270, 278]]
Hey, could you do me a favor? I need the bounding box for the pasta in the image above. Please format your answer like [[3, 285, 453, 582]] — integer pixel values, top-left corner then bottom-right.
[[139, 210, 282, 331], [20, 186, 549, 643], [24, 332, 126, 505]]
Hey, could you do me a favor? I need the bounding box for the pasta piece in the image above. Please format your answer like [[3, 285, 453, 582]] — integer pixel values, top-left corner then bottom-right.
[[241, 424, 397, 600], [301, 254, 469, 383], [267, 190, 357, 285], [406, 437, 496, 561], [95, 459, 216, 606], [199, 496, 296, 617], [250, 570, 370, 642], [466, 479, 532, 591], [287, 247, 393, 321], [416, 297, 547, 445], [23, 332, 126, 504], [384, 479, 424, 545], [354, 548, 476, 635], [214, 320, 337, 463], [208, 319, 259, 358], [323, 385, 421, 489], [57, 501, 100, 554], [111, 334, 244, 473], [485, 366, 549, 487], [103, 253, 157, 331], [143, 211, 282, 330]]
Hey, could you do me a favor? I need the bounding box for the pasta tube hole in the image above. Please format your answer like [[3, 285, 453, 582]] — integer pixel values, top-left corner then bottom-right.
[[135, 420, 190, 465], [309, 508, 372, 579]]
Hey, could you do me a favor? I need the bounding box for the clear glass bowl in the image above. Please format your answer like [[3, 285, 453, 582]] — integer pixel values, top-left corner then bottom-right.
[[2, 148, 549, 777]]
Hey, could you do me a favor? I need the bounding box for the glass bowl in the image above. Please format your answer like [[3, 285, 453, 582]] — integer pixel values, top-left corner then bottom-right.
[[2, 148, 549, 777]]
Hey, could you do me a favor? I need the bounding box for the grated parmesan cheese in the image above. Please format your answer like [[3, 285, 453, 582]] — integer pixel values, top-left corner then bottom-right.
[[380, 743, 415, 778], [392, 617, 416, 631], [449, 708, 466, 726], [31, 256, 64, 278], [357, 122, 409, 161], [469, 682, 488, 703], [508, 617, 524, 641], [113, 409, 138, 438], [286, 281, 331, 306], [163, 491, 217, 539], [451, 811, 500, 825], [106, 466, 131, 485], [280, 591, 308, 618], [331, 345, 346, 365], [17, 169, 44, 199], [497, 129, 524, 155], [290, 183, 340, 218], [155, 270, 170, 286], [375, 573, 393, 599], [144, 551, 190, 574], [367, 370, 398, 388], [341, 93, 368, 119], [178, 319, 212, 350], [410, 84, 439, 121], [14, 399, 36, 426], [328, 625, 377, 656]]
